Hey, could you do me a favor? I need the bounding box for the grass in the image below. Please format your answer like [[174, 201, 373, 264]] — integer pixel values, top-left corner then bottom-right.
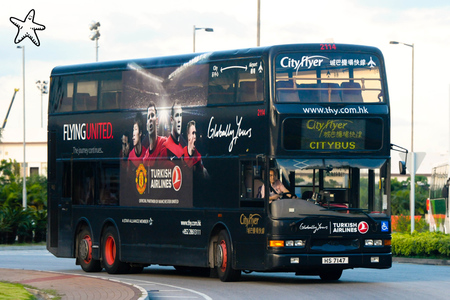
[[0, 281, 60, 300], [0, 282, 35, 300]]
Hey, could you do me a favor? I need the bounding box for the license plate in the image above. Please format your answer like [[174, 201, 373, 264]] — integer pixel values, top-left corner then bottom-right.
[[322, 257, 348, 264]]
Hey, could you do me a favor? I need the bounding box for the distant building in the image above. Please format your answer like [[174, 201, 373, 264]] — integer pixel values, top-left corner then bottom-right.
[[0, 141, 47, 177], [391, 173, 431, 185]]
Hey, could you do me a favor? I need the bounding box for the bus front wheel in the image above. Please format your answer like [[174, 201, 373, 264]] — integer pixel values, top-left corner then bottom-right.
[[215, 230, 241, 282], [319, 269, 343, 281], [102, 226, 130, 274], [77, 228, 102, 272]]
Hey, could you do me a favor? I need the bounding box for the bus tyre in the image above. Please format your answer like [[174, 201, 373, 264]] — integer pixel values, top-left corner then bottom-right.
[[77, 228, 102, 272], [319, 269, 343, 281], [102, 226, 130, 274], [128, 265, 144, 274], [215, 230, 241, 282]]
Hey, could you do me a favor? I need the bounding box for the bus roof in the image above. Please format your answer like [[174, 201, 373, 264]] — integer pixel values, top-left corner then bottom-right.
[[50, 43, 383, 77]]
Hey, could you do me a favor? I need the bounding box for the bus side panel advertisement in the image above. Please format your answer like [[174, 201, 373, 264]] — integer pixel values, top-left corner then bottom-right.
[[120, 161, 194, 208], [57, 106, 260, 208]]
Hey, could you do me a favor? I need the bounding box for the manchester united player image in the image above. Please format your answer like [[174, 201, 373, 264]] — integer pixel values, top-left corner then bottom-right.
[[128, 112, 147, 167], [183, 120, 208, 178], [143, 101, 167, 167], [163, 100, 184, 160]]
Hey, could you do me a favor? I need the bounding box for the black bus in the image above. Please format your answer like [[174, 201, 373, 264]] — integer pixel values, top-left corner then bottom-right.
[[47, 43, 392, 281]]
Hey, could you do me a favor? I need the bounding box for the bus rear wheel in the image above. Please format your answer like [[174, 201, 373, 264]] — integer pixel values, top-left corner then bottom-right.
[[319, 269, 343, 281], [77, 228, 102, 272], [215, 230, 241, 282], [102, 226, 130, 274]]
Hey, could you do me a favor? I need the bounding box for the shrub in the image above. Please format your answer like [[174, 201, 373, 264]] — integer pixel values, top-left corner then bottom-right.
[[391, 215, 428, 233], [392, 231, 450, 258], [32, 208, 47, 243], [0, 206, 47, 244]]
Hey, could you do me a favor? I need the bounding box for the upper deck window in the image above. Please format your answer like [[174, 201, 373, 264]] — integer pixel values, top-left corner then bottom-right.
[[50, 72, 123, 113], [75, 80, 98, 111], [122, 63, 208, 109], [208, 59, 264, 105], [275, 53, 384, 103]]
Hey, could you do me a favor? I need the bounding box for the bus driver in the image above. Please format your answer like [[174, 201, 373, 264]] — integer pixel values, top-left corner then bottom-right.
[[260, 169, 297, 203]]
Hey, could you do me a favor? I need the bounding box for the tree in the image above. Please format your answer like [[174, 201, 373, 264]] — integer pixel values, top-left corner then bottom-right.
[[27, 175, 47, 210], [390, 176, 429, 216], [414, 175, 429, 215], [0, 159, 22, 209], [0, 159, 48, 244]]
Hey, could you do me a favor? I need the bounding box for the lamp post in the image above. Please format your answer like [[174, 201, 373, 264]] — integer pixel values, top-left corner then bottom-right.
[[36, 80, 48, 128], [390, 40, 415, 232], [89, 21, 101, 62], [17, 45, 26, 209], [193, 26, 213, 53], [257, 0, 261, 46]]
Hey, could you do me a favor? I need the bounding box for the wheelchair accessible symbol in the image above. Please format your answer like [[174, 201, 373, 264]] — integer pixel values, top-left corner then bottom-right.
[[381, 221, 389, 232]]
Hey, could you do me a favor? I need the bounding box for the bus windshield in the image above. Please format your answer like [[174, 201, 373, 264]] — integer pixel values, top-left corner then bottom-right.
[[270, 158, 389, 219], [275, 52, 384, 103]]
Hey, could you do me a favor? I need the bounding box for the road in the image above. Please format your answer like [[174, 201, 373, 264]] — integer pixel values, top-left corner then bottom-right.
[[1, 247, 449, 300]]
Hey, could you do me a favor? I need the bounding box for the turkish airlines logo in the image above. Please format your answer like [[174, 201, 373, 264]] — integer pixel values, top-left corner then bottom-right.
[[172, 166, 182, 191], [358, 221, 369, 234]]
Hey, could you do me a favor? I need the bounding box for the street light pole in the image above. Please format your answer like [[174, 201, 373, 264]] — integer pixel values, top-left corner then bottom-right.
[[89, 21, 101, 62], [257, 0, 260, 46], [17, 45, 26, 209], [390, 40, 415, 232], [193, 25, 214, 53]]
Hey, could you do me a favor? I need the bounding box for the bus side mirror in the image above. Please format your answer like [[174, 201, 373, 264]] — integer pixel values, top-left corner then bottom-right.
[[399, 161, 407, 175], [391, 144, 408, 175]]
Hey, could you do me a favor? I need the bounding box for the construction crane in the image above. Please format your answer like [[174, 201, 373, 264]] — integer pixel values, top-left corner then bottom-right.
[[1, 88, 19, 129]]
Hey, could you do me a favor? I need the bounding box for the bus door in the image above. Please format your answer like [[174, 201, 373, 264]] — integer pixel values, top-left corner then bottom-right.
[[48, 131, 73, 256], [236, 159, 266, 270], [47, 158, 74, 257], [56, 161, 75, 257]]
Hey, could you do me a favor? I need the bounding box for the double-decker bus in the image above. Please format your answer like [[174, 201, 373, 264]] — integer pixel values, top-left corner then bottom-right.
[[47, 43, 392, 281], [427, 163, 449, 233]]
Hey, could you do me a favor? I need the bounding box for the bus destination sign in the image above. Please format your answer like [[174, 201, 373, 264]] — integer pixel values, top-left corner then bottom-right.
[[283, 118, 383, 151]]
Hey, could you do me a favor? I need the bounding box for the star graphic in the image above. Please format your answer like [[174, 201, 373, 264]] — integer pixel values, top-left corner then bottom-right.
[[10, 9, 46, 46]]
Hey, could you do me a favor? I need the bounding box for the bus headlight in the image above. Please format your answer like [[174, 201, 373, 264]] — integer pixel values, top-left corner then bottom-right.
[[285, 240, 306, 247], [295, 240, 306, 247], [365, 239, 374, 246], [365, 239, 384, 247]]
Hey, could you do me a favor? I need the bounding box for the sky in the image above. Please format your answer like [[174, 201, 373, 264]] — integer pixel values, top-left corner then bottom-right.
[[1, 0, 450, 173]]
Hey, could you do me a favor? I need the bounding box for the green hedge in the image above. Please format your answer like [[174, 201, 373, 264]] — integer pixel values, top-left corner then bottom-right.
[[392, 232, 450, 258]]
